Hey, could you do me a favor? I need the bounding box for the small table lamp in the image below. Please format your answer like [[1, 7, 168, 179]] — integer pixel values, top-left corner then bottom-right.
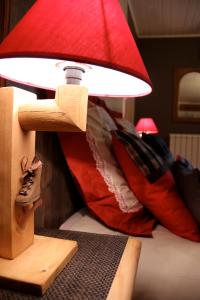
[[0, 0, 152, 295], [136, 118, 158, 136]]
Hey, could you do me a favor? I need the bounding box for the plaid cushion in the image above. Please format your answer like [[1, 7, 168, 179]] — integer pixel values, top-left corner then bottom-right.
[[142, 133, 174, 168], [113, 130, 168, 183]]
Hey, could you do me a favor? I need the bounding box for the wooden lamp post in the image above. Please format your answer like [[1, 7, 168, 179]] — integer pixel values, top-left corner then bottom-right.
[[0, 0, 152, 295]]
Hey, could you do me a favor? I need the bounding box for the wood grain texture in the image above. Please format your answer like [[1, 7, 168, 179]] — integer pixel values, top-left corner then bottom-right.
[[0, 87, 35, 259], [35, 132, 83, 229], [129, 0, 200, 38], [0, 235, 78, 295], [107, 238, 141, 300], [19, 85, 88, 132]]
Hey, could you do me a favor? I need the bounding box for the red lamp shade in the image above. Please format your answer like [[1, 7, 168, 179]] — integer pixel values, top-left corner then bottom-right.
[[135, 118, 158, 134], [0, 0, 152, 98]]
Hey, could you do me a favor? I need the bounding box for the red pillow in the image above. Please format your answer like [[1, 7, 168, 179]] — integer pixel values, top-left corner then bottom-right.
[[59, 132, 156, 236], [112, 133, 200, 242]]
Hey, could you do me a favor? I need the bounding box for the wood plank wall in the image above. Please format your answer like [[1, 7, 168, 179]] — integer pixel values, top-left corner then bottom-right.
[[35, 132, 83, 229]]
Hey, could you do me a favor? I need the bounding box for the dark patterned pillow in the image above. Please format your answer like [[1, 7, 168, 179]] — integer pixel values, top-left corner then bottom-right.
[[142, 133, 174, 168], [172, 157, 200, 226], [114, 130, 168, 183]]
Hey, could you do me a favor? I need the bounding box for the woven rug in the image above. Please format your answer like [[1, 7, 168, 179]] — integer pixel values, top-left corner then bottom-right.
[[0, 229, 128, 300]]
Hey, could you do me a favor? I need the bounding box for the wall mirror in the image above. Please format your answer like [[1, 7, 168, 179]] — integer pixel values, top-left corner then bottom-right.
[[174, 68, 200, 122]]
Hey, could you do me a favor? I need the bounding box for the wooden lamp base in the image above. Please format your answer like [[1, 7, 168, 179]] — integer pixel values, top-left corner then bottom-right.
[[0, 235, 77, 295], [0, 86, 87, 295]]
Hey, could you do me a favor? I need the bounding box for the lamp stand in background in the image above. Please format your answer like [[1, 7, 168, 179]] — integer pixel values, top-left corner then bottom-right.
[[135, 117, 158, 136], [0, 85, 88, 295]]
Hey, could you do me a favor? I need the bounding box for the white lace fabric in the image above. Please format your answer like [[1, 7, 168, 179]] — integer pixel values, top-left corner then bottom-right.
[[86, 105, 142, 213]]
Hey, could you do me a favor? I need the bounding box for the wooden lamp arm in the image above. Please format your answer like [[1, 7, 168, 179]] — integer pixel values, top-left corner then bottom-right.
[[18, 85, 88, 132]]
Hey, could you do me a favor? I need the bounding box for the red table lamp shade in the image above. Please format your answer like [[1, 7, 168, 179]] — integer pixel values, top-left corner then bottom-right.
[[136, 118, 158, 134], [0, 0, 152, 98]]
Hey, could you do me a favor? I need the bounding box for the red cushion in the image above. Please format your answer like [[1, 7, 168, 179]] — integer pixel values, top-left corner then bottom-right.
[[112, 133, 200, 242], [59, 132, 156, 236]]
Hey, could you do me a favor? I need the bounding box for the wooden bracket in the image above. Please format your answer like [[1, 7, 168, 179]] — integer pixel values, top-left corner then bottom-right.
[[18, 85, 88, 132]]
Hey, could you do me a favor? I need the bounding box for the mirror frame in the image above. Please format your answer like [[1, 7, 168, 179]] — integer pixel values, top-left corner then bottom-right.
[[173, 67, 200, 123]]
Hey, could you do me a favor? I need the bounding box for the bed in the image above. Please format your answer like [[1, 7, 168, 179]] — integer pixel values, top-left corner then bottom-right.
[[36, 97, 200, 300], [60, 208, 200, 300]]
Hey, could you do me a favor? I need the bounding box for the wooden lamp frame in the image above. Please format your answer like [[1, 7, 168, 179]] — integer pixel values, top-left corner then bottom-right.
[[0, 84, 88, 295]]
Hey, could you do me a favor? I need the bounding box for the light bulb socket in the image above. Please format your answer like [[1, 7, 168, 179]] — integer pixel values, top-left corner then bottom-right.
[[64, 66, 85, 85]]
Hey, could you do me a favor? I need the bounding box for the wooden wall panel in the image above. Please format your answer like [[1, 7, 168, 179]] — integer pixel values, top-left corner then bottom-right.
[[35, 132, 83, 229]]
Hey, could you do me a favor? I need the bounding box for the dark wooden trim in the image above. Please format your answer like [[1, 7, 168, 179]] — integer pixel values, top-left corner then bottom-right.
[[0, 0, 11, 41], [0, 0, 11, 87]]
